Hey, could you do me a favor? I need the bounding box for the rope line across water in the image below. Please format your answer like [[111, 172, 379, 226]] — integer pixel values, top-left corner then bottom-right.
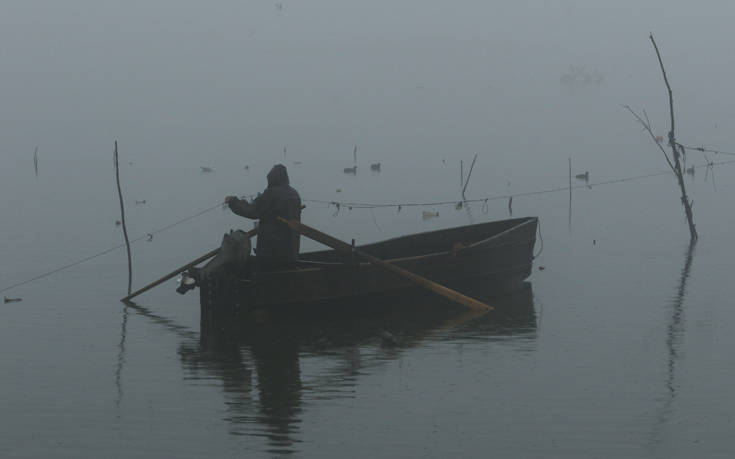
[[0, 202, 224, 294], [2, 159, 734, 294], [305, 159, 735, 209]]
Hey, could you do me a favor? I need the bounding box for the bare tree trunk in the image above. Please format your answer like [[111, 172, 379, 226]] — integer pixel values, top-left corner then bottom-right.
[[625, 34, 697, 242], [650, 34, 697, 242]]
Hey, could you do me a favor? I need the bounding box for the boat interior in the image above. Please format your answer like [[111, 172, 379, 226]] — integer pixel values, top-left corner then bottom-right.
[[297, 217, 536, 263]]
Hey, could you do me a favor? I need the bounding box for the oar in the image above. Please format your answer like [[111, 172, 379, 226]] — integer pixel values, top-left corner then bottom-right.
[[277, 218, 492, 312], [121, 228, 257, 302]]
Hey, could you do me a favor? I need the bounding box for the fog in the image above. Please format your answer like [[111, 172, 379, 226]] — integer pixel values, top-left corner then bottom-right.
[[2, 1, 734, 164], [2, 0, 734, 257], [4, 2, 735, 457], [3, 0, 735, 275]]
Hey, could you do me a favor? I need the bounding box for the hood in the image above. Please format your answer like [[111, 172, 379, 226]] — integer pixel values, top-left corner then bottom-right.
[[267, 164, 290, 188]]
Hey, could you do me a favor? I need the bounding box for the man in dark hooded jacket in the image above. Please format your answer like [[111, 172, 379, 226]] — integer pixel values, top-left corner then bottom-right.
[[226, 164, 301, 270], [177, 164, 300, 295]]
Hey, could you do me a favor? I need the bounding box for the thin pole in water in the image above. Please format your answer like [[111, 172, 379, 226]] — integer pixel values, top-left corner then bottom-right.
[[568, 157, 572, 232], [33, 146, 39, 179], [462, 153, 478, 197], [114, 140, 133, 296], [460, 160, 464, 190]]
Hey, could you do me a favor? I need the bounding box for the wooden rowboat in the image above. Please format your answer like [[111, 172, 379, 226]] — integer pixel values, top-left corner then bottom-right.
[[200, 216, 538, 317]]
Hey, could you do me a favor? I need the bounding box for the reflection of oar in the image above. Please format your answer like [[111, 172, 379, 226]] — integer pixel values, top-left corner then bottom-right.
[[121, 228, 257, 302], [277, 218, 492, 312]]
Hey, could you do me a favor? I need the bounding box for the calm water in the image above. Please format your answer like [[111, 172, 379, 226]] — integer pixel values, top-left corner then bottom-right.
[[2, 143, 734, 458], [3, 2, 735, 457]]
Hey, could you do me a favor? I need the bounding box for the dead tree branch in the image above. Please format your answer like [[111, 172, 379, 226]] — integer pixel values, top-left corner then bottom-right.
[[625, 34, 698, 241], [624, 105, 676, 172]]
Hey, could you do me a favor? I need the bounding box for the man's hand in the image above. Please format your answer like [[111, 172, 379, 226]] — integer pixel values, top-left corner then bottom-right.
[[225, 195, 237, 204]]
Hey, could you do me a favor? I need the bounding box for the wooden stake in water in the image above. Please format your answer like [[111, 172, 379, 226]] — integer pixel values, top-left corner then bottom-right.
[[114, 141, 133, 296], [460, 160, 464, 189], [568, 157, 572, 232], [462, 153, 478, 197], [33, 146, 39, 179]]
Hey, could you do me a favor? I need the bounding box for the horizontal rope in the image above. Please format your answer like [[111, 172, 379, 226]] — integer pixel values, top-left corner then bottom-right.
[[0, 202, 224, 294], [2, 158, 734, 294], [305, 159, 735, 210], [678, 143, 735, 156]]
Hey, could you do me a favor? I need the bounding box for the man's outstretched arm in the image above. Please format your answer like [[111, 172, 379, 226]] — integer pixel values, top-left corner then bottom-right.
[[226, 194, 265, 219]]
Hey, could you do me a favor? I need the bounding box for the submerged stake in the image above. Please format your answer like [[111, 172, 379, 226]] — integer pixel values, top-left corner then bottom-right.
[[114, 141, 133, 296], [33, 146, 39, 179]]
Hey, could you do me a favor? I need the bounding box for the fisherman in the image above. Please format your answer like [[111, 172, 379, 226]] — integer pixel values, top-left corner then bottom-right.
[[226, 163, 302, 270], [177, 164, 301, 294]]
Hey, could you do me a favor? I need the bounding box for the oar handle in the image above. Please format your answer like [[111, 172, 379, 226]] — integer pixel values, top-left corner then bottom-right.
[[121, 248, 220, 302], [121, 228, 257, 302]]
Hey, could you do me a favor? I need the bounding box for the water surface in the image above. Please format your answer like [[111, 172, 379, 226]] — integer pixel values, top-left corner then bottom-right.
[[2, 1, 735, 457]]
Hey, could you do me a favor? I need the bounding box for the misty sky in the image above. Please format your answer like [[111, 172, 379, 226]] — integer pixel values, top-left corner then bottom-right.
[[1, 0, 733, 175]]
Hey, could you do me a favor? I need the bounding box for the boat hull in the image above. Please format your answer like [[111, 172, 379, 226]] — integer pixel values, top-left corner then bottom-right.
[[200, 217, 538, 317]]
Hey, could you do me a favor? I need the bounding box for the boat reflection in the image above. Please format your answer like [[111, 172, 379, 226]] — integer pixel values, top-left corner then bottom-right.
[[176, 280, 537, 455]]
